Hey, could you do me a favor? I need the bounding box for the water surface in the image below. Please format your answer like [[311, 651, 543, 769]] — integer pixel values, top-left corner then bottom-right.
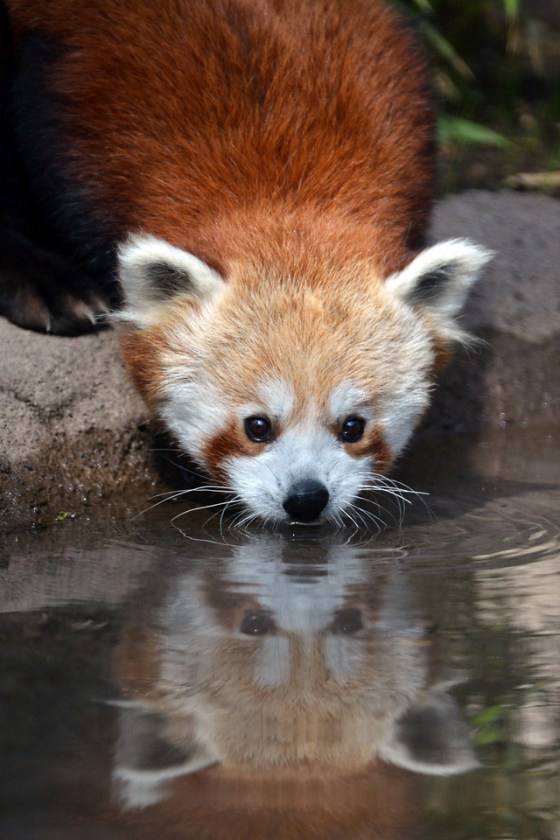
[[1, 426, 559, 839]]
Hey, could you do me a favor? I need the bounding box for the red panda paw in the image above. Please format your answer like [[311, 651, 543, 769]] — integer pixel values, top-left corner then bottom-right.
[[0, 245, 113, 336]]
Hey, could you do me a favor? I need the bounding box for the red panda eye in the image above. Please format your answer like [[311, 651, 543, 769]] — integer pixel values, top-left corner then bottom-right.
[[240, 611, 274, 635], [244, 415, 273, 443], [340, 416, 365, 443], [333, 608, 364, 634]]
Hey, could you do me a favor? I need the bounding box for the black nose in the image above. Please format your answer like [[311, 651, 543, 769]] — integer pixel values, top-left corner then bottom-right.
[[283, 480, 329, 522]]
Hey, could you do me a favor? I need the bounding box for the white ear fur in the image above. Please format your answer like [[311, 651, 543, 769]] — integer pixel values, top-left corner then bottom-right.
[[385, 239, 493, 342], [117, 234, 225, 328], [112, 701, 217, 809], [378, 689, 479, 777]]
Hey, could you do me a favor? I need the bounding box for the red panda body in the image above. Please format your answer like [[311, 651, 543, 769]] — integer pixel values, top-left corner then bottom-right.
[[6, 0, 434, 270], [1, 0, 490, 525]]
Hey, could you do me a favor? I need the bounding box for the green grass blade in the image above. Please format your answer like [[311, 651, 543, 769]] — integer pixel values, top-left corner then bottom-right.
[[503, 0, 520, 23], [410, 0, 433, 13], [438, 115, 512, 148], [420, 20, 474, 79]]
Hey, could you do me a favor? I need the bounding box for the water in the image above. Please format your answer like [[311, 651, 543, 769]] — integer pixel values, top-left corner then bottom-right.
[[1, 426, 559, 839]]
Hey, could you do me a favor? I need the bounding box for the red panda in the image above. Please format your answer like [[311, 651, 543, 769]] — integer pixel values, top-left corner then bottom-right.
[[1, 0, 491, 525]]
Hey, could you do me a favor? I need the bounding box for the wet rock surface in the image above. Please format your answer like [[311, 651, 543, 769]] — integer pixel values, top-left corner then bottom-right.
[[1, 190, 559, 531]]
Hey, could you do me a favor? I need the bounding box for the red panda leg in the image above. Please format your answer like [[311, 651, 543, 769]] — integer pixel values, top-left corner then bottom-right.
[[0, 20, 118, 334], [0, 231, 114, 334]]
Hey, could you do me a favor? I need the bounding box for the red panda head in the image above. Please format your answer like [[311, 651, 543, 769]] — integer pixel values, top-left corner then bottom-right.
[[117, 234, 491, 526]]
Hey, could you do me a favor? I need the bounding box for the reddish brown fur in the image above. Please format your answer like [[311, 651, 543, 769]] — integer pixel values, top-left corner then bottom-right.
[[203, 420, 267, 479], [344, 424, 393, 473], [111, 763, 420, 840], [6, 0, 435, 283], [430, 335, 455, 378], [53, 762, 419, 840], [119, 329, 167, 407], [201, 573, 265, 632]]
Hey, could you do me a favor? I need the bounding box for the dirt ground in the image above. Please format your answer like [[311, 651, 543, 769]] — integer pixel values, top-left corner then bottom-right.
[[1, 190, 559, 531]]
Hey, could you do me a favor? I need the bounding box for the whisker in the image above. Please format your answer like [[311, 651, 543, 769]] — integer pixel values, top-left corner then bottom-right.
[[340, 506, 362, 537], [231, 511, 257, 530], [359, 473, 433, 522], [370, 495, 405, 528], [364, 477, 429, 496], [351, 498, 387, 530], [155, 484, 232, 497], [170, 498, 233, 525], [352, 502, 380, 532], [149, 485, 233, 501], [200, 499, 239, 531], [131, 484, 234, 520], [147, 449, 210, 479], [230, 505, 267, 531]]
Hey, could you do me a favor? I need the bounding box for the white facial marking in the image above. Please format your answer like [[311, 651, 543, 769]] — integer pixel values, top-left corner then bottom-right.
[[325, 635, 362, 683], [328, 383, 373, 424], [161, 380, 228, 463], [227, 541, 370, 687], [236, 378, 296, 427], [257, 377, 295, 421], [379, 381, 432, 456], [254, 636, 291, 687], [227, 541, 368, 633]]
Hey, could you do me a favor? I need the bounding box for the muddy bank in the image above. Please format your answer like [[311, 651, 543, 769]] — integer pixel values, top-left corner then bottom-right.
[[1, 190, 559, 531]]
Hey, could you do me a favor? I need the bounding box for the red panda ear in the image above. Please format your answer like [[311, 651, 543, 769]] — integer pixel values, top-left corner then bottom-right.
[[112, 701, 218, 809], [378, 688, 479, 776], [385, 239, 492, 343], [117, 234, 225, 328]]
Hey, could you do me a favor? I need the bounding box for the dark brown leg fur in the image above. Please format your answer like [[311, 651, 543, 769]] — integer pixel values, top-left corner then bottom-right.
[[0, 2, 117, 335]]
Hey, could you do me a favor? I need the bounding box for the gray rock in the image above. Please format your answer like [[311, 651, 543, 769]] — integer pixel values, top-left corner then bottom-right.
[[0, 326, 154, 530], [427, 190, 560, 434]]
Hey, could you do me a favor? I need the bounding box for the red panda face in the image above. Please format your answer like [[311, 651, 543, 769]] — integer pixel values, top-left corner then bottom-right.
[[118, 235, 491, 526]]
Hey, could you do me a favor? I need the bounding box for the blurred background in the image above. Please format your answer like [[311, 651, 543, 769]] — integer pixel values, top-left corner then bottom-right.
[[398, 0, 560, 194]]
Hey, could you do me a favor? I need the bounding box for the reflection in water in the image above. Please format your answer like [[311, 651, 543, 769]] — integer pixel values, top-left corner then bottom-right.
[[1, 425, 559, 838], [111, 536, 476, 837]]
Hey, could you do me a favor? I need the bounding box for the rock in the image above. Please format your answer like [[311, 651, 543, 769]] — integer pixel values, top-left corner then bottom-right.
[[425, 190, 560, 435], [0, 326, 155, 531]]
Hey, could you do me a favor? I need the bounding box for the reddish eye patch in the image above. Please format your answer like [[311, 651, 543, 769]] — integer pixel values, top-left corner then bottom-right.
[[203, 420, 268, 478], [343, 424, 393, 473]]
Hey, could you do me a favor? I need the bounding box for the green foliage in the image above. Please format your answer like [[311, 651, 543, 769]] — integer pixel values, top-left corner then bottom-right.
[[471, 703, 508, 746], [396, 0, 560, 189], [503, 0, 520, 24], [438, 116, 511, 149]]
